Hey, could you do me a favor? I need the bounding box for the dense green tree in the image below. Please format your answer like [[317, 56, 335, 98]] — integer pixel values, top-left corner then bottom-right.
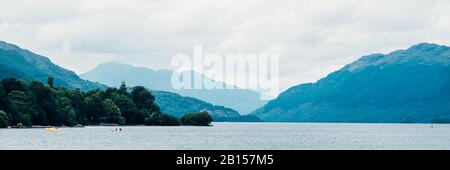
[[102, 99, 125, 125], [57, 96, 77, 126], [0, 77, 198, 128], [7, 91, 34, 127], [144, 112, 180, 126], [84, 90, 104, 123], [16, 123, 25, 128], [129, 86, 160, 124], [1, 78, 28, 92], [29, 81, 58, 125], [118, 81, 128, 96], [104, 87, 117, 98], [109, 93, 140, 124], [27, 91, 47, 125], [47, 77, 54, 88], [131, 86, 159, 112], [181, 111, 213, 126], [0, 110, 9, 128], [0, 84, 6, 111], [68, 88, 87, 125]]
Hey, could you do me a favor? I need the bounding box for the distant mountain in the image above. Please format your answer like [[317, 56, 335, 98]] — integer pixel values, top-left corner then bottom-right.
[[153, 91, 260, 122], [0, 41, 106, 90], [81, 61, 267, 114], [252, 43, 450, 123], [0, 41, 259, 121]]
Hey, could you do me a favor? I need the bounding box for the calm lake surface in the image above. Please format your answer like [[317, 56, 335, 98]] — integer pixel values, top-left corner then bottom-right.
[[1, 122, 449, 150]]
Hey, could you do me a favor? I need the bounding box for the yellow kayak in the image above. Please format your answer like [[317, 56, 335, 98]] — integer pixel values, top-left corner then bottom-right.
[[45, 127, 59, 131]]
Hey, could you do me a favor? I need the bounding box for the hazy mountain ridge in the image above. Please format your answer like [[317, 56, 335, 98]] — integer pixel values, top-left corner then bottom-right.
[[0, 41, 106, 90], [346, 43, 450, 72], [152, 90, 260, 122], [0, 41, 258, 121], [252, 43, 450, 123], [81, 61, 267, 114]]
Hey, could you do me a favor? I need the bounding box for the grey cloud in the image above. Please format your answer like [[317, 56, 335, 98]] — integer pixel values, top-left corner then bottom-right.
[[1, 0, 450, 93]]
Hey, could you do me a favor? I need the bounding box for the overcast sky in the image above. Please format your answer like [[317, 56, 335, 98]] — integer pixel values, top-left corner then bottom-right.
[[1, 0, 450, 93]]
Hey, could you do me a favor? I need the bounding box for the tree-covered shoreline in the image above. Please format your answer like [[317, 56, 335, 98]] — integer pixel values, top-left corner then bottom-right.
[[0, 77, 212, 128]]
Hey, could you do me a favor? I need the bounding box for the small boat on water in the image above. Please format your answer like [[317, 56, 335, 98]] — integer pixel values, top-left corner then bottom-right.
[[45, 127, 59, 131]]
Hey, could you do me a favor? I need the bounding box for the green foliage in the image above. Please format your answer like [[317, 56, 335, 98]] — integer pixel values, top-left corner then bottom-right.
[[0, 110, 9, 128], [29, 81, 52, 125], [118, 81, 128, 96], [110, 93, 140, 124], [0, 78, 173, 127], [47, 77, 54, 88], [102, 99, 125, 125], [68, 88, 86, 124], [131, 86, 159, 111], [181, 111, 213, 126], [16, 123, 24, 128], [83, 90, 104, 123], [152, 91, 254, 122], [1, 78, 28, 92], [145, 112, 180, 126], [57, 96, 77, 126], [0, 78, 212, 127], [0, 84, 7, 111], [7, 91, 33, 126], [0, 41, 106, 91], [118, 85, 160, 124]]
